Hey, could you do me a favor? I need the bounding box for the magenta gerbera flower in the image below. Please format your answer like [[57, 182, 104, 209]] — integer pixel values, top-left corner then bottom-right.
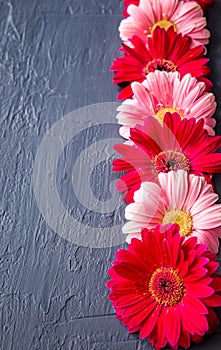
[[113, 113, 221, 203], [123, 170, 221, 252], [111, 27, 211, 100], [107, 224, 221, 350], [117, 71, 216, 138], [120, 0, 210, 48]]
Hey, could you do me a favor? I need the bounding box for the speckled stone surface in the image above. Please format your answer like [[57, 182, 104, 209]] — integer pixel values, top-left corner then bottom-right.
[[0, 0, 221, 349]]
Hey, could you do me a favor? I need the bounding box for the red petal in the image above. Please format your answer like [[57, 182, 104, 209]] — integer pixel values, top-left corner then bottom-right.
[[116, 248, 150, 272], [179, 324, 191, 349], [206, 307, 219, 334], [165, 306, 180, 346], [186, 284, 214, 298], [182, 294, 208, 314], [190, 136, 221, 158], [210, 277, 221, 292], [111, 293, 148, 307], [122, 297, 155, 318], [202, 294, 221, 307], [162, 238, 172, 266], [125, 300, 157, 327], [192, 153, 221, 173], [113, 262, 146, 281], [130, 128, 162, 156], [179, 303, 208, 335], [155, 307, 167, 349], [117, 84, 134, 100], [184, 267, 207, 282], [140, 306, 162, 338], [205, 261, 219, 275]]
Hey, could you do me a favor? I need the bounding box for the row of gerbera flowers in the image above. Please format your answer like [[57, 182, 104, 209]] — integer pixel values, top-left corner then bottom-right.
[[107, 1, 221, 350]]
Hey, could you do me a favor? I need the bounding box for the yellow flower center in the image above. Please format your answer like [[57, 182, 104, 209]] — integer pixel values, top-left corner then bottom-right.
[[149, 267, 185, 306], [154, 107, 184, 124], [151, 19, 177, 34], [162, 209, 192, 237]]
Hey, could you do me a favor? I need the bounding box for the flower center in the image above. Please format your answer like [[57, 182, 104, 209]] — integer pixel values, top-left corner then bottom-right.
[[162, 209, 192, 237], [152, 150, 190, 173], [144, 59, 177, 74], [154, 107, 184, 124], [149, 267, 185, 306], [151, 19, 177, 34]]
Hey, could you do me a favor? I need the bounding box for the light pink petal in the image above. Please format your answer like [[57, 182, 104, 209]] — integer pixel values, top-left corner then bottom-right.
[[158, 170, 188, 210], [191, 229, 219, 254], [133, 182, 161, 204], [189, 192, 218, 217], [193, 205, 221, 229], [139, 0, 158, 22], [122, 220, 146, 235], [183, 175, 203, 213], [189, 94, 216, 120], [119, 126, 130, 139], [144, 71, 174, 107], [126, 232, 142, 243], [125, 202, 163, 222], [128, 4, 152, 27], [132, 82, 156, 112]]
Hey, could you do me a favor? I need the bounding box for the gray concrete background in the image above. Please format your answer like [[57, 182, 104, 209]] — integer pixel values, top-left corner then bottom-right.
[[0, 0, 221, 349]]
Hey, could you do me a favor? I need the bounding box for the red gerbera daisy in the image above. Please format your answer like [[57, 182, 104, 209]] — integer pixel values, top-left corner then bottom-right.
[[111, 27, 211, 100], [123, 0, 214, 17], [113, 113, 221, 203], [107, 224, 221, 350]]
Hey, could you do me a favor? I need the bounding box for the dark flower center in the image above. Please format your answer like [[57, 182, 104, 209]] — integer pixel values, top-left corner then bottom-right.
[[149, 267, 185, 306], [152, 150, 190, 173], [145, 59, 177, 74]]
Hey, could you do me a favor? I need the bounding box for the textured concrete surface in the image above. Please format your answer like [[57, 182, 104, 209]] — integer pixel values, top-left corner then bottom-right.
[[0, 0, 221, 349]]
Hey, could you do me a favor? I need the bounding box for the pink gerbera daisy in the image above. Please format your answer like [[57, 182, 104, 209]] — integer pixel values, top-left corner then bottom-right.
[[117, 71, 216, 138], [111, 27, 211, 100], [120, 0, 210, 48], [123, 170, 221, 253], [123, 0, 214, 16], [113, 113, 221, 203], [107, 224, 221, 350]]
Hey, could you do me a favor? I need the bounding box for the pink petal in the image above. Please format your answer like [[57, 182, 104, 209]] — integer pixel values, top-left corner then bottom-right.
[[158, 170, 188, 210]]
